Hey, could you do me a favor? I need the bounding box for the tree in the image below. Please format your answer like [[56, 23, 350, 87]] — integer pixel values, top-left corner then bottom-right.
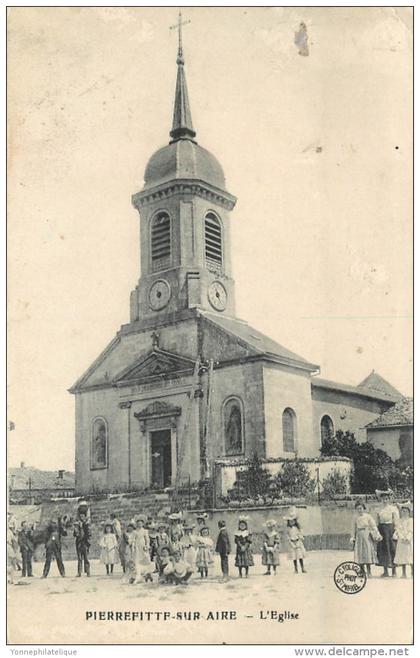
[[321, 468, 348, 499], [236, 453, 273, 500], [320, 429, 413, 495], [275, 461, 316, 498]]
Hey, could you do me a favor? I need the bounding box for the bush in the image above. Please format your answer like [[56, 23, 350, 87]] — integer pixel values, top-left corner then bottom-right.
[[321, 469, 348, 500], [320, 429, 413, 495], [275, 461, 316, 498], [235, 453, 274, 501]]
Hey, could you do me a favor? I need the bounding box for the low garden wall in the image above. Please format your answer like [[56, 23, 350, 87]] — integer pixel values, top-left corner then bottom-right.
[[214, 456, 352, 497]]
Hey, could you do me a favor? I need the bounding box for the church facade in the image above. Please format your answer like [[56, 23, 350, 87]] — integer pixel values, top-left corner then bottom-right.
[[70, 37, 402, 496]]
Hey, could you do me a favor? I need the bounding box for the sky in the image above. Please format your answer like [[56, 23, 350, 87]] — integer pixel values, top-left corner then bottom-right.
[[7, 7, 413, 471]]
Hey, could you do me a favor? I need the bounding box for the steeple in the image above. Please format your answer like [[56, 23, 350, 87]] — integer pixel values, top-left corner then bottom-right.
[[169, 12, 196, 143]]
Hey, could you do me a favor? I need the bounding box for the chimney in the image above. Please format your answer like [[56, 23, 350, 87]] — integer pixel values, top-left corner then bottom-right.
[[20, 461, 25, 469], [58, 469, 64, 480]]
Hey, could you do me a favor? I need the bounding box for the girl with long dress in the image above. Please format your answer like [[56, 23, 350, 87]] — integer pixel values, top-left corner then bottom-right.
[[181, 524, 198, 573], [196, 526, 214, 578], [133, 518, 153, 583], [376, 492, 399, 577], [262, 520, 280, 575], [351, 502, 381, 577], [234, 518, 254, 578], [393, 504, 413, 578], [99, 524, 119, 575]]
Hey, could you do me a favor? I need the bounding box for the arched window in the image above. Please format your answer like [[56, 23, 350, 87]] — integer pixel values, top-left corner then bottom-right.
[[223, 397, 244, 455], [204, 212, 223, 273], [282, 408, 296, 452], [320, 415, 334, 446], [91, 417, 108, 470], [151, 211, 171, 272]]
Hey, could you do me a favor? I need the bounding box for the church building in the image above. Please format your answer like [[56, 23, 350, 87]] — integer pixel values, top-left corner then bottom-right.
[[70, 29, 403, 495]]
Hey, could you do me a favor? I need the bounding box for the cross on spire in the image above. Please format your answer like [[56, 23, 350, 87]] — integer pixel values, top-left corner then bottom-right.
[[170, 11, 191, 64], [169, 11, 196, 143]]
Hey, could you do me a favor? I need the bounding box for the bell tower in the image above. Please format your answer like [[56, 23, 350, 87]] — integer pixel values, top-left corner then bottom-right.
[[130, 14, 237, 324]]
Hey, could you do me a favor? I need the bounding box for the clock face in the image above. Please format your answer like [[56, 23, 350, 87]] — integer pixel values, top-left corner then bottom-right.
[[208, 281, 227, 311], [148, 279, 171, 311]]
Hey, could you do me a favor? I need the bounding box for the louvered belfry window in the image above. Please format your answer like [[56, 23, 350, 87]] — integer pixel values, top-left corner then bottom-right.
[[205, 212, 223, 273], [151, 212, 171, 272]]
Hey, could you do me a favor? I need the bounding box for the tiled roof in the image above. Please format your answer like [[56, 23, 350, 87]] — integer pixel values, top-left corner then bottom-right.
[[365, 397, 413, 429], [199, 311, 319, 372], [357, 370, 402, 399], [9, 467, 75, 491], [312, 376, 400, 403]]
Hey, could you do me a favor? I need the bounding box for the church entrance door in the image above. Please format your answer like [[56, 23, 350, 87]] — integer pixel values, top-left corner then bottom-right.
[[150, 429, 172, 488]]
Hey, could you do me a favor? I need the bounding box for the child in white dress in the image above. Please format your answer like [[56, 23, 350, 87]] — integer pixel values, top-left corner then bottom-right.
[[196, 526, 214, 578], [394, 503, 413, 578], [284, 508, 306, 574], [100, 524, 119, 575]]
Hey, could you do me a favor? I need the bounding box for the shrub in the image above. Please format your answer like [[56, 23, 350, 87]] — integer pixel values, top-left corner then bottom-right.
[[275, 461, 316, 498], [321, 469, 348, 500]]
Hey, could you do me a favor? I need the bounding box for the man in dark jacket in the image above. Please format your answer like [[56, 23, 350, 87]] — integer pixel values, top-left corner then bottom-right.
[[73, 512, 91, 577], [215, 520, 231, 581], [42, 518, 67, 578], [18, 521, 34, 577]]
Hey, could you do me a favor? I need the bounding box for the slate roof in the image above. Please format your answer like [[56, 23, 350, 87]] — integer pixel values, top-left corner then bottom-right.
[[9, 467, 75, 491], [365, 397, 413, 429], [312, 376, 400, 404], [199, 311, 319, 372], [357, 370, 403, 400]]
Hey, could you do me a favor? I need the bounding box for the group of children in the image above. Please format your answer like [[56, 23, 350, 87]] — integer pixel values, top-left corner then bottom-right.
[[8, 494, 413, 585], [351, 494, 413, 578], [96, 507, 307, 585]]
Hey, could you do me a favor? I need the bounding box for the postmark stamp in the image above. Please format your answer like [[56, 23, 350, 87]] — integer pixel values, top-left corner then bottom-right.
[[334, 561, 367, 595]]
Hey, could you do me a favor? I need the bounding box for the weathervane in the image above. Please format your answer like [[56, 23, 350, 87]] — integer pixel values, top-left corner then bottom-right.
[[170, 11, 191, 63]]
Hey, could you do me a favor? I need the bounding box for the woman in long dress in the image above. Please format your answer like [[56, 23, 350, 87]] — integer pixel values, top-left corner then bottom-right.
[[376, 491, 400, 577], [133, 517, 153, 583], [181, 524, 198, 573], [262, 520, 280, 575], [393, 503, 413, 578], [351, 502, 381, 577]]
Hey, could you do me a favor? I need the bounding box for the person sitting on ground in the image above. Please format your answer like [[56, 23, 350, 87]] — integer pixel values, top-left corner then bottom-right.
[[163, 549, 193, 585]]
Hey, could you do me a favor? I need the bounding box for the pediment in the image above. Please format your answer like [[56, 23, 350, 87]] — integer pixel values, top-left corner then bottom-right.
[[113, 348, 196, 386]]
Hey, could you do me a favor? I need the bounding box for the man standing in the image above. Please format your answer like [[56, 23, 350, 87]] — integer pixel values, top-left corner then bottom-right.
[[18, 521, 34, 577], [74, 512, 91, 577], [42, 518, 67, 578], [215, 520, 231, 582]]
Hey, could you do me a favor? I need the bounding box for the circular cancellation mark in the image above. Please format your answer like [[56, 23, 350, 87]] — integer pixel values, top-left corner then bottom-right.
[[334, 561, 367, 595]]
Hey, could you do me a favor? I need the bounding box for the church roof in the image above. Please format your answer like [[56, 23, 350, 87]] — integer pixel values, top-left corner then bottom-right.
[[357, 370, 403, 399], [312, 375, 401, 403], [365, 397, 413, 429], [199, 310, 319, 372]]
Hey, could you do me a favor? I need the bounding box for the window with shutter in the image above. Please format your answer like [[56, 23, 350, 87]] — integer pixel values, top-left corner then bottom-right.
[[204, 212, 223, 273], [151, 212, 171, 272]]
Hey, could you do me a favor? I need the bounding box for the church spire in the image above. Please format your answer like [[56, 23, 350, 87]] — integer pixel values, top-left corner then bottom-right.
[[169, 12, 196, 143]]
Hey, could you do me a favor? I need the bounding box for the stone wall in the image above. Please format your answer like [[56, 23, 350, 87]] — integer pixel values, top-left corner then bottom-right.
[[215, 457, 352, 497], [19, 492, 389, 563]]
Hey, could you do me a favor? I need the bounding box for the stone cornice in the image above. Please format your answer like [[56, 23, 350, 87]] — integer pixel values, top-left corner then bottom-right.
[[132, 178, 237, 211]]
